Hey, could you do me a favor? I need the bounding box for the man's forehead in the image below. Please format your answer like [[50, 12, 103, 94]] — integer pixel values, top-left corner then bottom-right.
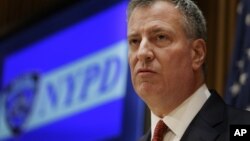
[[128, 1, 179, 19], [127, 3, 183, 36], [128, 21, 174, 35], [128, 1, 182, 25]]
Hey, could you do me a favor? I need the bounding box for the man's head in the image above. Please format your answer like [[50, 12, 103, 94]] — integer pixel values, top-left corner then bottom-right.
[[127, 0, 207, 117], [127, 0, 207, 41]]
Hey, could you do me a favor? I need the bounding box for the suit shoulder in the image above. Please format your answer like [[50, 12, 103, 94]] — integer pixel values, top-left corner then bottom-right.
[[228, 106, 250, 124]]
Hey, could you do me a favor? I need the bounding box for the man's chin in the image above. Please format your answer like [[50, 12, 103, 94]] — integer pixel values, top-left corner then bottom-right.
[[137, 89, 156, 99]]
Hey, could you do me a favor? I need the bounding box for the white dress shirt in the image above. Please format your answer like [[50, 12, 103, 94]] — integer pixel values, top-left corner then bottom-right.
[[151, 84, 211, 141]]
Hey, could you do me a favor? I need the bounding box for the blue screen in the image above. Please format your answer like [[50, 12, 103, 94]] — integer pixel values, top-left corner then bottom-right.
[[0, 1, 144, 141]]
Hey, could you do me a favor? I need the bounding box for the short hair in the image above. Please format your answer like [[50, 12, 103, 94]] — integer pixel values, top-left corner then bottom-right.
[[127, 0, 207, 41]]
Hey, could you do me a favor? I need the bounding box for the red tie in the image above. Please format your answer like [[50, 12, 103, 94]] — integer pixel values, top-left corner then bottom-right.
[[152, 120, 168, 141]]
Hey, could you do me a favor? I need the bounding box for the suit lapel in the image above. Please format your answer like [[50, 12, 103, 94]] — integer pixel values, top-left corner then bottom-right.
[[181, 90, 228, 141], [139, 129, 151, 141], [139, 90, 228, 141]]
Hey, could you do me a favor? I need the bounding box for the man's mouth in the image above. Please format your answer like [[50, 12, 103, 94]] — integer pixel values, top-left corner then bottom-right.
[[136, 68, 156, 75]]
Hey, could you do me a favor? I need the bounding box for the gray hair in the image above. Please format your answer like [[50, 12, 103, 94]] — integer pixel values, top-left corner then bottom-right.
[[127, 0, 207, 41]]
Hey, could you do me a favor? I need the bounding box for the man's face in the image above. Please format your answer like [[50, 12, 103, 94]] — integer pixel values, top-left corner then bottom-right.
[[127, 1, 197, 106]]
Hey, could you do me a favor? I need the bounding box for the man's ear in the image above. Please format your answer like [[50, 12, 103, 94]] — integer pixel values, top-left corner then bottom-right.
[[191, 39, 206, 71]]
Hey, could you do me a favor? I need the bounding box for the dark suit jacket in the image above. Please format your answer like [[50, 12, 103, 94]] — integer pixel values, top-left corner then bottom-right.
[[139, 90, 250, 141]]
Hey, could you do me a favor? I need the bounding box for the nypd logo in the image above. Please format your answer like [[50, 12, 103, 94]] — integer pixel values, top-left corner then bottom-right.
[[3, 73, 39, 135], [0, 40, 128, 140]]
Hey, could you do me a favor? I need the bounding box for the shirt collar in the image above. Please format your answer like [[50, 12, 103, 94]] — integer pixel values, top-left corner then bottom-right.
[[151, 84, 211, 139]]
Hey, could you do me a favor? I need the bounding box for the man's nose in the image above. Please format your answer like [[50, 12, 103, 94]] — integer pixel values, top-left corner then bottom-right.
[[137, 39, 154, 62]]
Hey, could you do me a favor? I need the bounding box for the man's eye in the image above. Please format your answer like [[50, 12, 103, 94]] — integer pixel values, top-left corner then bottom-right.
[[156, 34, 167, 41], [153, 33, 171, 47], [129, 39, 140, 46]]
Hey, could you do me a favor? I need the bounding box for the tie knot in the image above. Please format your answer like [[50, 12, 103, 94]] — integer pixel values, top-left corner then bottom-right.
[[152, 120, 168, 141]]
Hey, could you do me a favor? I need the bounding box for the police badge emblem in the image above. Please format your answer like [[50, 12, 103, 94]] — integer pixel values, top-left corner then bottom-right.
[[4, 73, 39, 135]]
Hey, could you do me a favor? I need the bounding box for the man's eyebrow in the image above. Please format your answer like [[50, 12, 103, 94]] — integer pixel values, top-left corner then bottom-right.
[[150, 29, 165, 34], [149, 25, 169, 32], [127, 32, 139, 38], [148, 26, 174, 36]]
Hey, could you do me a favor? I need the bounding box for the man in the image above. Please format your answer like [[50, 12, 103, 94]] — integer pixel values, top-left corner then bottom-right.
[[127, 0, 250, 140]]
